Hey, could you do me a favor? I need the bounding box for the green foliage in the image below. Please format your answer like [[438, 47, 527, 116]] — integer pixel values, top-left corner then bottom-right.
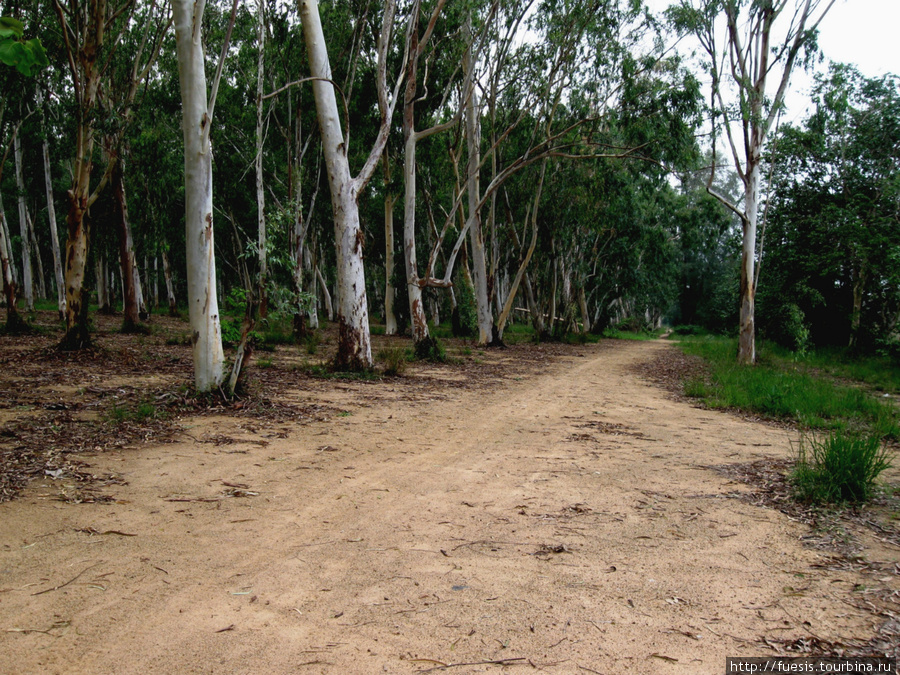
[[679, 336, 900, 438], [0, 17, 48, 76], [791, 431, 893, 504], [451, 272, 478, 338], [221, 318, 243, 346], [761, 65, 900, 351], [304, 331, 320, 355]]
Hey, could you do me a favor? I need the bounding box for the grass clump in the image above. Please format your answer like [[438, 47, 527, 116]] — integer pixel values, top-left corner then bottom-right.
[[305, 364, 381, 381], [791, 431, 893, 504], [377, 346, 410, 376], [106, 400, 164, 424]]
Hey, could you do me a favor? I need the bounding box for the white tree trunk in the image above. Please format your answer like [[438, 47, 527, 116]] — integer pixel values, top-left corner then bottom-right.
[[315, 259, 332, 322], [161, 248, 177, 315], [152, 255, 159, 309], [402, 132, 429, 343], [135, 253, 146, 318], [463, 27, 493, 345], [1, 198, 16, 285], [40, 99, 66, 318], [738, 158, 760, 364], [255, 0, 267, 317], [13, 134, 34, 312], [28, 213, 46, 300], [384, 190, 398, 335], [0, 197, 21, 324], [304, 246, 320, 330], [173, 0, 225, 391], [95, 255, 109, 313], [300, 0, 372, 369]]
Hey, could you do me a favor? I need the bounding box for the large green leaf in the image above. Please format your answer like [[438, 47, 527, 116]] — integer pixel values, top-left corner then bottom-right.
[[0, 16, 24, 39]]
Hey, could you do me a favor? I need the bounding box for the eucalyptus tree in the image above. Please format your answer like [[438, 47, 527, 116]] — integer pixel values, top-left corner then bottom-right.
[[52, 0, 138, 348], [400, 0, 468, 348], [171, 0, 238, 391], [669, 0, 836, 363], [298, 0, 405, 369]]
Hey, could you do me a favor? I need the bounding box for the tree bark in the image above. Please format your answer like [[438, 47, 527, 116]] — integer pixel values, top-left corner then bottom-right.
[[299, 0, 398, 369], [13, 134, 34, 312], [738, 159, 760, 365], [463, 22, 494, 346], [172, 0, 226, 391], [112, 159, 142, 331], [0, 196, 25, 331], [384, 170, 398, 335], [255, 0, 268, 318], [39, 89, 66, 319], [161, 248, 177, 316]]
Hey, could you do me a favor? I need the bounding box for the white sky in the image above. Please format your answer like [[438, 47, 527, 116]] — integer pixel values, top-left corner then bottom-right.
[[646, 0, 900, 124]]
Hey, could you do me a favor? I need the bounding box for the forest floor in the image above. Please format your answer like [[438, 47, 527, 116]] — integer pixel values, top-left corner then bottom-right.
[[0, 312, 899, 674]]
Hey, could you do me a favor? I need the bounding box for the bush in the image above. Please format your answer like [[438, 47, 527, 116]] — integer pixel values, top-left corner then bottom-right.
[[377, 346, 409, 376], [414, 336, 446, 362], [791, 431, 893, 504]]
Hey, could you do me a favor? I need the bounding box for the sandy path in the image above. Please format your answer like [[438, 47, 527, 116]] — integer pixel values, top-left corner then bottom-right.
[[0, 339, 882, 674]]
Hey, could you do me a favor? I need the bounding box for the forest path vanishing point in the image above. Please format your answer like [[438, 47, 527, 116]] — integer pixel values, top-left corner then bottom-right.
[[1, 338, 895, 674]]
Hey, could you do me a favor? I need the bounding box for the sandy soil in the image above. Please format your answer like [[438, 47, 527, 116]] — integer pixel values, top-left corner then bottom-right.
[[0, 338, 896, 674]]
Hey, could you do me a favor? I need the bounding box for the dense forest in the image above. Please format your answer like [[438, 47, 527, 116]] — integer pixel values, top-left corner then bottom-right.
[[0, 0, 897, 390]]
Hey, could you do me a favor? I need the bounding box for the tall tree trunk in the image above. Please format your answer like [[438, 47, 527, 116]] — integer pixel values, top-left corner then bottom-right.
[[13, 134, 34, 312], [152, 255, 159, 309], [95, 254, 110, 314], [112, 160, 142, 331], [161, 248, 177, 316], [28, 208, 47, 300], [56, 0, 108, 350], [738, 158, 760, 365], [402, 129, 429, 343], [135, 255, 147, 320], [173, 0, 226, 391], [39, 88, 66, 319], [463, 23, 493, 346], [384, 167, 398, 335], [849, 258, 866, 349], [255, 0, 268, 318], [300, 0, 376, 370], [303, 246, 320, 330], [315, 257, 332, 323], [0, 197, 25, 331]]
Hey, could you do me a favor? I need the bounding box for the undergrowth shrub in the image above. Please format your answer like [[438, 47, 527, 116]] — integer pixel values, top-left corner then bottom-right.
[[377, 346, 409, 376], [414, 336, 446, 362], [791, 431, 893, 504]]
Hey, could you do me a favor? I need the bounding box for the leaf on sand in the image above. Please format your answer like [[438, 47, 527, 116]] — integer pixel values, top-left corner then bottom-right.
[[650, 653, 678, 662]]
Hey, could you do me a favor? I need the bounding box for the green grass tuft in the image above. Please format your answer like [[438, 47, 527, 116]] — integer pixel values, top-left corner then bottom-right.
[[791, 431, 894, 504]]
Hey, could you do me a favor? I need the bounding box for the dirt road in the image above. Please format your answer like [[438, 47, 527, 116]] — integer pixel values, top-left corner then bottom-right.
[[0, 339, 889, 673]]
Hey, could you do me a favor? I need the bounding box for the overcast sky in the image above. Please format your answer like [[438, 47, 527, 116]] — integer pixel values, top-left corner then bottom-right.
[[646, 0, 900, 123]]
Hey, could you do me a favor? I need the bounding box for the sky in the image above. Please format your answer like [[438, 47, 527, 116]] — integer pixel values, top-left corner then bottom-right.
[[645, 0, 900, 124]]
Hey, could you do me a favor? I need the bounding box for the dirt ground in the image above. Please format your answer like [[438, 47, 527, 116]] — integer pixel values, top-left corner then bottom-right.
[[1, 316, 898, 674]]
